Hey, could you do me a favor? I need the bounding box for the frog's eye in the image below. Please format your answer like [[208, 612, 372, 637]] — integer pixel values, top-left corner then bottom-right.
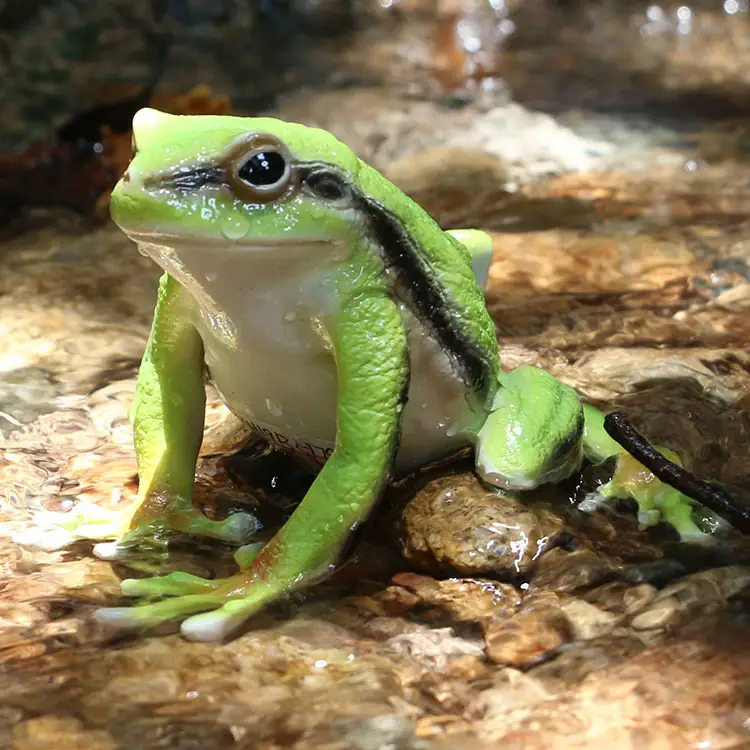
[[237, 151, 287, 188], [228, 138, 293, 202]]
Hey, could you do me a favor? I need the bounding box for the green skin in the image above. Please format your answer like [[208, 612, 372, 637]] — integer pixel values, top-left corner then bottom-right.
[[19, 109, 704, 642]]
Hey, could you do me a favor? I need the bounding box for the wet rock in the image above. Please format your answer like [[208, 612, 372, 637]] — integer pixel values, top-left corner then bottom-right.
[[629, 565, 750, 634], [0, 368, 59, 437], [478, 622, 750, 748], [528, 634, 647, 688], [559, 598, 619, 641], [281, 91, 613, 183], [398, 471, 564, 577], [387, 572, 521, 625], [484, 591, 570, 666], [384, 147, 512, 226], [470, 667, 553, 721], [12, 715, 117, 750], [310, 714, 421, 750], [582, 581, 658, 618], [385, 624, 486, 671], [530, 547, 622, 594]]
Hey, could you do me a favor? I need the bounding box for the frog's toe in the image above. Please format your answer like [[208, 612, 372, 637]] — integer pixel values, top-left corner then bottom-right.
[[120, 571, 222, 597], [168, 507, 259, 545], [180, 597, 264, 642], [95, 594, 221, 633], [92, 540, 131, 560], [233, 541, 264, 569], [214, 513, 258, 544]]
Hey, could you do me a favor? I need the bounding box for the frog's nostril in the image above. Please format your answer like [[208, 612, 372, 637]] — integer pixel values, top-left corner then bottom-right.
[[122, 171, 131, 183]]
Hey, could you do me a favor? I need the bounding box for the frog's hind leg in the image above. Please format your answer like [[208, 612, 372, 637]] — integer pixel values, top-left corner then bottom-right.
[[580, 404, 706, 539], [474, 365, 585, 491]]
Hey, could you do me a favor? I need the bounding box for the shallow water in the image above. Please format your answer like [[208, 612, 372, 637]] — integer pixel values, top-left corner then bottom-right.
[[2, 2, 750, 748]]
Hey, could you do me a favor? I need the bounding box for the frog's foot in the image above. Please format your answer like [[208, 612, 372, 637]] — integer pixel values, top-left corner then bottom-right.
[[119, 571, 225, 597], [588, 452, 708, 540], [92, 508, 258, 561], [14, 497, 257, 558], [13, 503, 136, 552], [96, 569, 279, 641], [112, 542, 266, 599]]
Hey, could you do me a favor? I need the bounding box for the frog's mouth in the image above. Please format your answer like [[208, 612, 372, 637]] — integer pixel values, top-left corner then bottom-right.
[[123, 230, 336, 249]]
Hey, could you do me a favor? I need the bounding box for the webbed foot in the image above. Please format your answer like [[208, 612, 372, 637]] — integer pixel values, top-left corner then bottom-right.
[[14, 498, 258, 554], [590, 450, 708, 540], [13, 503, 136, 552], [96, 567, 280, 641]]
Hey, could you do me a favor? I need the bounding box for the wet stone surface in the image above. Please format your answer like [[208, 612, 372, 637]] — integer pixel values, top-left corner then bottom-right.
[[3, 1, 750, 748]]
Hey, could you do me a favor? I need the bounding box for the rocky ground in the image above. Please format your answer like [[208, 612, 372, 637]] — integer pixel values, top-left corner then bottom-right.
[[2, 1, 750, 748]]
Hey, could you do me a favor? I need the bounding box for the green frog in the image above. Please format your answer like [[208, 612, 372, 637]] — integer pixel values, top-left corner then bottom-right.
[[19, 108, 704, 641]]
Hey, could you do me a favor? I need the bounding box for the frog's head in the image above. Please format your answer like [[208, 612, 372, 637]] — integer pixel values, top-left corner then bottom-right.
[[110, 108, 364, 249]]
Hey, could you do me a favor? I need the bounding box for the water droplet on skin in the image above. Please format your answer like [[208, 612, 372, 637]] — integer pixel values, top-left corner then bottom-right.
[[220, 213, 251, 240]]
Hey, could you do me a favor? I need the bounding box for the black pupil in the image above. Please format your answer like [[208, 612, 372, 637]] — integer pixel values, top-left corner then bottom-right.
[[238, 151, 286, 187]]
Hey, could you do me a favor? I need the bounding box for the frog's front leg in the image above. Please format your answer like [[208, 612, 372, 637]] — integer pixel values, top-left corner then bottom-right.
[[17, 274, 255, 554], [96, 292, 409, 640], [105, 273, 257, 552]]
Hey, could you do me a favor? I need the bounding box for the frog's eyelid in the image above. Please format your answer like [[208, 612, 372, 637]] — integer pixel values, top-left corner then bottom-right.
[[224, 134, 296, 203], [298, 165, 352, 203]]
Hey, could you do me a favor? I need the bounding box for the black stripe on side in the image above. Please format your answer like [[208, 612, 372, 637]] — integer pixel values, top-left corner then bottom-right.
[[547, 405, 585, 464], [149, 166, 226, 192], [359, 194, 492, 393], [297, 162, 492, 393]]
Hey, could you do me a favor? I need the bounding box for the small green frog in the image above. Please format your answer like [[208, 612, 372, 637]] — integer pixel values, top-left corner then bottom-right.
[[24, 109, 703, 641]]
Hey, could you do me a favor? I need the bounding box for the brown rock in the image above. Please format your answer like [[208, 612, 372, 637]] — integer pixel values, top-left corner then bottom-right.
[[484, 591, 570, 666], [390, 572, 521, 624], [559, 598, 619, 641], [399, 472, 564, 576], [531, 547, 622, 593]]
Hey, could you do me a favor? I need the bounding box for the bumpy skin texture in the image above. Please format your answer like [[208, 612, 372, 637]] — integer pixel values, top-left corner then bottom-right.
[[16, 109, 702, 641]]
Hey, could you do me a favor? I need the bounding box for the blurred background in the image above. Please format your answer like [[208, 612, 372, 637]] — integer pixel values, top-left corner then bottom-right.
[[3, 0, 750, 218]]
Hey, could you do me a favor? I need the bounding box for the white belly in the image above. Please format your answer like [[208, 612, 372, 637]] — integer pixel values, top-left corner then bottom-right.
[[152, 241, 476, 473]]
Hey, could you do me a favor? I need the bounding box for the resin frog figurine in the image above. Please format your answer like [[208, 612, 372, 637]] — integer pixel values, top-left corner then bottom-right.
[[23, 109, 703, 641]]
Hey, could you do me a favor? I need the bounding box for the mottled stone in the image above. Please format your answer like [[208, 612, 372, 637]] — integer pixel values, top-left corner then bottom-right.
[[484, 592, 570, 666], [399, 472, 564, 576]]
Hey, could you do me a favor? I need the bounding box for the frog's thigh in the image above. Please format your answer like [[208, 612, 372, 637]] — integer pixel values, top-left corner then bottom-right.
[[475, 365, 584, 490]]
